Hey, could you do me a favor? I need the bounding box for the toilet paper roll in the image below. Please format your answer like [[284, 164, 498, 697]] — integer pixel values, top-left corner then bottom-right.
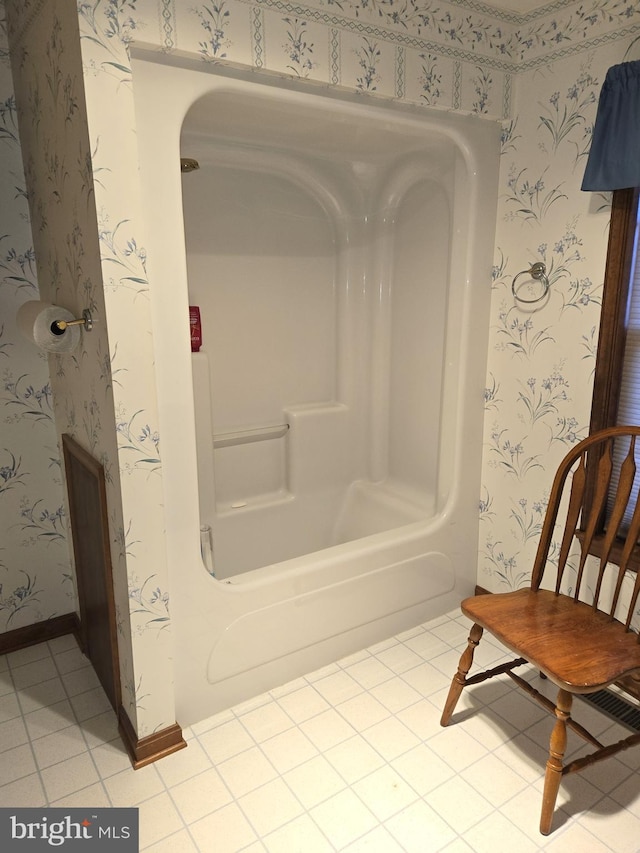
[[17, 300, 81, 353]]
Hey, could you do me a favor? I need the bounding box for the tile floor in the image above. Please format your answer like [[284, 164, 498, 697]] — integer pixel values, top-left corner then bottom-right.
[[1, 610, 640, 852]]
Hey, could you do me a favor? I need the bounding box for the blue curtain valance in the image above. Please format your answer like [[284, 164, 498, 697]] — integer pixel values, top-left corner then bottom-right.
[[582, 60, 640, 192]]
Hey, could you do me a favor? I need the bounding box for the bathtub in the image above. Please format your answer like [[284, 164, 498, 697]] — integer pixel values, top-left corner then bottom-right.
[[132, 52, 500, 725]]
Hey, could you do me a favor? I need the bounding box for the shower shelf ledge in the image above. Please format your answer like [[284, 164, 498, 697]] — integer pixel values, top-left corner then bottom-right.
[[213, 423, 290, 449]]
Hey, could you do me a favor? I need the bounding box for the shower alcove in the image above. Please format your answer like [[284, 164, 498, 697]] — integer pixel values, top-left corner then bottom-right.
[[133, 53, 500, 722], [183, 96, 454, 579]]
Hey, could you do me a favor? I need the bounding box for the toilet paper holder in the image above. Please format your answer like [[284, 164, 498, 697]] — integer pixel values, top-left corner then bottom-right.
[[17, 301, 95, 354], [51, 308, 94, 334]]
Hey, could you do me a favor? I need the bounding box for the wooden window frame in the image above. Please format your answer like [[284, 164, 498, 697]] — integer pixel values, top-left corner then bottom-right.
[[589, 187, 640, 436], [584, 187, 640, 568]]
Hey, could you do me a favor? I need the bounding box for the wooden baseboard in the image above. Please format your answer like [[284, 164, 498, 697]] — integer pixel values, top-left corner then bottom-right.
[[118, 706, 187, 769], [0, 612, 81, 656]]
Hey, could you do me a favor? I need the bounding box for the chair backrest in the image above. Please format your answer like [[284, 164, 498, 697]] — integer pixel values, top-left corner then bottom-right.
[[532, 425, 640, 634]]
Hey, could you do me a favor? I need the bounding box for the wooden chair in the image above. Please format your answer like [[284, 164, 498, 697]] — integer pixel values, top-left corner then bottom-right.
[[441, 425, 640, 835]]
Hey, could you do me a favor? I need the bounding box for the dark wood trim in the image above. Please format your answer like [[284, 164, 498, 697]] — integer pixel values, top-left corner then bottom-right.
[[585, 188, 640, 522], [0, 613, 81, 656], [474, 585, 491, 596], [118, 705, 187, 769], [589, 187, 640, 436]]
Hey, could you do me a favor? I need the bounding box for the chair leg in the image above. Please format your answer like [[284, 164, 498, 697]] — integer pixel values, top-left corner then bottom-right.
[[440, 622, 483, 726], [540, 688, 573, 835]]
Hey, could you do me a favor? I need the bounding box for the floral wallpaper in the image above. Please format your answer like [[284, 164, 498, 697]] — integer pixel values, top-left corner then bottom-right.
[[0, 14, 74, 632], [1, 0, 639, 734]]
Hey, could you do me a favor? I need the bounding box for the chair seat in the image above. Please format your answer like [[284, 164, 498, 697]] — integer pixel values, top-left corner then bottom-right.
[[462, 589, 640, 693]]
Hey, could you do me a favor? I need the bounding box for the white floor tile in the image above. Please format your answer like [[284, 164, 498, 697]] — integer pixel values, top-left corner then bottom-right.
[[7, 643, 52, 668], [324, 735, 386, 784], [4, 622, 640, 853], [189, 802, 257, 853], [499, 785, 569, 839], [440, 839, 475, 852], [462, 752, 529, 807], [401, 661, 451, 698], [542, 820, 612, 852], [336, 692, 391, 731], [536, 767, 605, 818], [491, 733, 550, 784], [430, 620, 472, 647], [392, 743, 456, 795], [189, 707, 234, 737], [374, 643, 424, 674], [305, 662, 340, 683], [461, 810, 539, 853], [0, 670, 14, 697], [142, 828, 199, 852], [313, 670, 364, 705], [31, 723, 89, 769], [40, 751, 100, 801], [11, 656, 58, 690], [170, 766, 233, 823], [53, 645, 91, 675], [577, 799, 640, 853], [427, 725, 489, 772], [342, 825, 406, 851], [339, 648, 371, 667], [263, 813, 334, 852], [49, 781, 111, 808], [155, 737, 213, 788], [426, 776, 494, 835], [454, 705, 520, 751], [103, 764, 165, 807], [300, 708, 357, 752], [0, 714, 28, 751], [237, 701, 294, 743], [283, 754, 346, 808], [352, 765, 418, 821], [138, 791, 185, 848], [90, 739, 133, 779], [69, 685, 112, 721], [0, 742, 37, 786], [259, 725, 318, 774], [80, 709, 120, 748], [403, 632, 450, 660], [386, 799, 458, 852], [60, 666, 102, 697], [275, 685, 330, 724], [16, 677, 67, 713], [47, 634, 80, 655], [310, 788, 378, 849], [24, 699, 75, 740], [343, 656, 394, 689], [430, 648, 468, 678], [238, 777, 305, 837], [369, 676, 422, 714], [197, 718, 255, 764], [217, 746, 278, 798], [360, 716, 421, 762], [489, 688, 548, 732], [0, 772, 47, 806], [396, 697, 445, 741]]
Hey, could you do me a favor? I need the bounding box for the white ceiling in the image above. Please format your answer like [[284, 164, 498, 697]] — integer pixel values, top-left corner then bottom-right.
[[486, 0, 551, 11]]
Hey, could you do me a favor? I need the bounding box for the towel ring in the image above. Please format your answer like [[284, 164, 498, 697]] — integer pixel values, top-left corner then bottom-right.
[[512, 262, 550, 305]]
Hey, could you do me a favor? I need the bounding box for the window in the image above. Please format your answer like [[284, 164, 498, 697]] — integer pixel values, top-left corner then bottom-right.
[[587, 187, 640, 563]]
